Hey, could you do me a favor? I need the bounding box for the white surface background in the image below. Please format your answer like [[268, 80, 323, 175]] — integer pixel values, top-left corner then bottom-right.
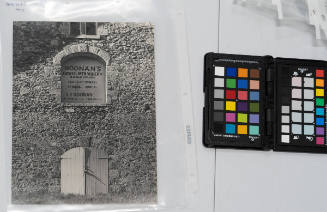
[[214, 1, 327, 212], [1, 0, 327, 212]]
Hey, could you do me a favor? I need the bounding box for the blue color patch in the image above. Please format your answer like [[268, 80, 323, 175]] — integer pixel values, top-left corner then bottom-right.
[[238, 79, 248, 89], [250, 91, 259, 101], [316, 108, 324, 116], [316, 117, 324, 126], [225, 124, 236, 134], [226, 67, 237, 77]]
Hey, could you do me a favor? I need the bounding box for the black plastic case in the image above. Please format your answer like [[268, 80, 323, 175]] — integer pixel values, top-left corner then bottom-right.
[[203, 53, 327, 153]]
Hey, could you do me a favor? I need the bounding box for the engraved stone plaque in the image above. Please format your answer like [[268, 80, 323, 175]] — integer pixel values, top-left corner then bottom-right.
[[61, 56, 106, 104]]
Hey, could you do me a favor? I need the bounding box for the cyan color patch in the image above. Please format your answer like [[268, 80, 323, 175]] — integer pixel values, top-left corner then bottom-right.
[[316, 117, 324, 126], [249, 125, 259, 135], [226, 67, 237, 77], [238, 79, 248, 89], [225, 124, 236, 134], [316, 108, 324, 116], [250, 91, 259, 101]]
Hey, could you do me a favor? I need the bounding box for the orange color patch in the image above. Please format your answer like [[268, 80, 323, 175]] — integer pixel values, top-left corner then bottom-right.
[[237, 125, 248, 134], [316, 79, 324, 87], [238, 68, 248, 78]]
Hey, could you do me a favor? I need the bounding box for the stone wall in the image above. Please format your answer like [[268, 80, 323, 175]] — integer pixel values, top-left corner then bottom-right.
[[12, 22, 156, 203]]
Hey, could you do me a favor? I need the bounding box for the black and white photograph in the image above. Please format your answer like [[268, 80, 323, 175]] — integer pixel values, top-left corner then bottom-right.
[[2, 0, 326, 212], [12, 21, 157, 204]]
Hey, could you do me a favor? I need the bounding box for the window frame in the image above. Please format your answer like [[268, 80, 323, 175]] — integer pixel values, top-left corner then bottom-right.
[[69, 22, 100, 39]]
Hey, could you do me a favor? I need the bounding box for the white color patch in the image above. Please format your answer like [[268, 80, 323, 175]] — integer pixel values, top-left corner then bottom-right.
[[304, 113, 314, 123], [282, 115, 290, 123], [292, 112, 302, 123], [292, 100, 302, 111], [281, 135, 290, 143], [281, 106, 290, 114], [215, 66, 225, 76], [303, 101, 314, 111], [282, 125, 290, 133], [304, 89, 314, 99], [214, 78, 224, 87]]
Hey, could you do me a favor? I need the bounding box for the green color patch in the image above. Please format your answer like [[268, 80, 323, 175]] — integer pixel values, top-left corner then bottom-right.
[[249, 125, 259, 135], [250, 102, 259, 112], [237, 113, 247, 123], [226, 79, 236, 88], [316, 98, 324, 106]]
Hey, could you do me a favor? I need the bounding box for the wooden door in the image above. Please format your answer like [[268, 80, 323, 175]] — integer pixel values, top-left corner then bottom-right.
[[61, 147, 85, 195], [85, 148, 109, 195]]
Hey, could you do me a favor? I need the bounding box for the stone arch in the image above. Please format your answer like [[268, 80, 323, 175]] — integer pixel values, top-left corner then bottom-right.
[[53, 44, 110, 66], [52, 44, 111, 105]]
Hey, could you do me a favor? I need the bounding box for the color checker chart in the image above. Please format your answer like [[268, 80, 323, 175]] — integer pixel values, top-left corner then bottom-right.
[[276, 60, 327, 151], [204, 53, 327, 153], [213, 66, 261, 138]]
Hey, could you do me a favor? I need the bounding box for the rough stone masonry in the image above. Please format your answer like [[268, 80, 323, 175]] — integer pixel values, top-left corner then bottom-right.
[[12, 22, 157, 203]]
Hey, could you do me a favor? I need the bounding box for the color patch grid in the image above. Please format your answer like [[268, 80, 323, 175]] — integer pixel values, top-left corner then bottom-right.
[[281, 69, 325, 145], [316, 69, 325, 145], [213, 66, 260, 136]]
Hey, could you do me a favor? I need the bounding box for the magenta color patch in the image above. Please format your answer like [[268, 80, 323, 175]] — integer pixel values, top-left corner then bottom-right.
[[226, 113, 236, 122], [316, 137, 324, 145]]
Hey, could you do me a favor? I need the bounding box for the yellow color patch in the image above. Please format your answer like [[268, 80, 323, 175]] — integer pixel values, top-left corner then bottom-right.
[[238, 68, 248, 78], [226, 101, 236, 111], [237, 125, 248, 134], [316, 89, 324, 96], [316, 79, 324, 87]]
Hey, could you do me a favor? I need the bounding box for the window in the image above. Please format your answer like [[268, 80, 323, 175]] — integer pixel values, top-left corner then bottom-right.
[[70, 22, 80, 36], [85, 23, 96, 35], [69, 22, 99, 38]]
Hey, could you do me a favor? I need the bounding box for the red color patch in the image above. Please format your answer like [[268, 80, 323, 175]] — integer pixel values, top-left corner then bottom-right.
[[316, 69, 324, 78], [226, 90, 236, 99]]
